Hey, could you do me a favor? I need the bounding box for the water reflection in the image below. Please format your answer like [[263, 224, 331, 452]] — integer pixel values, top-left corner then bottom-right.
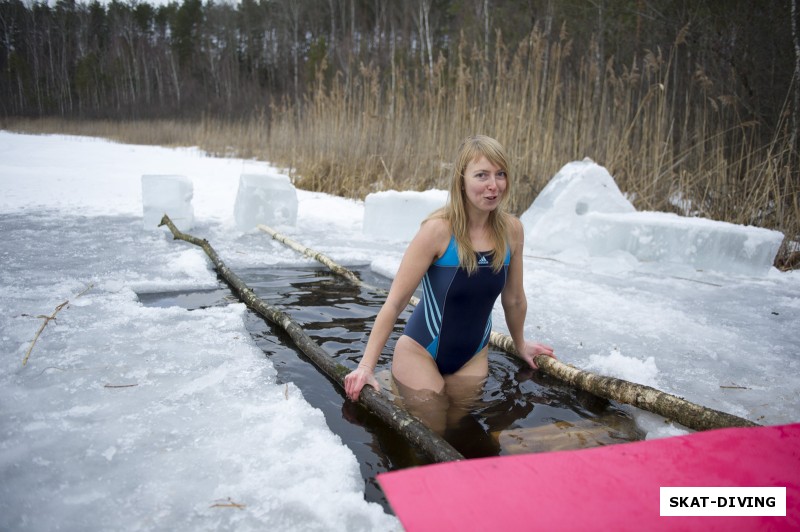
[[242, 266, 644, 454]]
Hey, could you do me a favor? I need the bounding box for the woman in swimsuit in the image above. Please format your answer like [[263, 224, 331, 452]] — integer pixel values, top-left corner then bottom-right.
[[344, 135, 555, 431]]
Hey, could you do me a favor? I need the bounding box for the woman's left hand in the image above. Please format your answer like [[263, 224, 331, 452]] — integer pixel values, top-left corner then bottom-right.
[[518, 341, 556, 370]]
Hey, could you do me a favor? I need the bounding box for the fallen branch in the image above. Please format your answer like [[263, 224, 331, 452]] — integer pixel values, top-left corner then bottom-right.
[[161, 215, 463, 463], [258, 224, 760, 433], [257, 224, 418, 305], [257, 224, 362, 286], [21, 283, 94, 366]]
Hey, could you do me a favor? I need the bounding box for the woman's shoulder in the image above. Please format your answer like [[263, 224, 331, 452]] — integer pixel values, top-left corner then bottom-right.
[[503, 213, 524, 250], [417, 215, 452, 257], [421, 214, 451, 234], [503, 212, 522, 229]]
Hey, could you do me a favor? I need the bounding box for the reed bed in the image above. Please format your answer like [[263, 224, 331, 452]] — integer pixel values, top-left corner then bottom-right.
[[5, 27, 798, 267]]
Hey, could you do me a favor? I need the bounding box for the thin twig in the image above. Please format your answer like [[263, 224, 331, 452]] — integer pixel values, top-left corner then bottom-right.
[[104, 383, 139, 389], [37, 366, 67, 376], [21, 283, 94, 367], [22, 301, 68, 367], [210, 498, 246, 510]]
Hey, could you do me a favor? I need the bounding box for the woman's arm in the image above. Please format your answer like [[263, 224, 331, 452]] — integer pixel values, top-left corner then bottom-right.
[[344, 218, 450, 400], [501, 217, 554, 368]]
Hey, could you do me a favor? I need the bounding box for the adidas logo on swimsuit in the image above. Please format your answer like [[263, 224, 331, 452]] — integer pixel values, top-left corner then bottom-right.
[[478, 254, 489, 265]]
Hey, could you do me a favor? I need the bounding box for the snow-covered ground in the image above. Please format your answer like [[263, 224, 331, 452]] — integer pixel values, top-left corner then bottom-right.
[[1, 131, 798, 530]]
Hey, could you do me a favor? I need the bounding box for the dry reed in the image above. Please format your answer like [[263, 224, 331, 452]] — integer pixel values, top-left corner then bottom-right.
[[4, 27, 798, 268]]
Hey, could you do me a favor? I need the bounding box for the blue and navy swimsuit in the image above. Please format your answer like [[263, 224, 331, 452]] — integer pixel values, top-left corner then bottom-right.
[[403, 236, 510, 375]]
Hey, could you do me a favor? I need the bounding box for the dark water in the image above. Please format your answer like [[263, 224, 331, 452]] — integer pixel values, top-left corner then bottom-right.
[[138, 266, 644, 512]]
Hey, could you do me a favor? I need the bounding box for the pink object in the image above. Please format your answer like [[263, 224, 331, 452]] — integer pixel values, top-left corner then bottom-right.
[[378, 423, 800, 531]]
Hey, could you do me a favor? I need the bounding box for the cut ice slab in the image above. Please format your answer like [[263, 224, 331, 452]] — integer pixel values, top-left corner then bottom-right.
[[520, 159, 784, 276], [584, 210, 784, 276], [234, 173, 298, 230], [363, 189, 448, 241], [141, 174, 194, 230]]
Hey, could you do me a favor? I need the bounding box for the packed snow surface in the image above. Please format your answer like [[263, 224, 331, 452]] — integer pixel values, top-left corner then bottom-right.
[[1, 131, 798, 531]]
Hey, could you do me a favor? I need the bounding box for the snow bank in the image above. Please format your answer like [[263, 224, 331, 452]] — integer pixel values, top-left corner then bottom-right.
[[0, 132, 399, 532], [1, 131, 798, 530]]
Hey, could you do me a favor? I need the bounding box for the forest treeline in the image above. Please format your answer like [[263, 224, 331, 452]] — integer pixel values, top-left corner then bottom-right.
[[1, 0, 799, 264], [0, 0, 795, 126]]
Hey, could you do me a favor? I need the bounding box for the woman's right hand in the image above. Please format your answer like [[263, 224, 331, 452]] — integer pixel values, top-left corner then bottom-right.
[[518, 341, 556, 370], [344, 366, 379, 401]]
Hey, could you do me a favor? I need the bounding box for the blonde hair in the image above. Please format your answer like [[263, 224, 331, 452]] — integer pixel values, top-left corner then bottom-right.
[[428, 135, 512, 274]]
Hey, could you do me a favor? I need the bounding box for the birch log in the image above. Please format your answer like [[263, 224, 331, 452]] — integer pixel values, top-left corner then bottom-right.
[[160, 215, 464, 463], [258, 224, 362, 286], [257, 224, 760, 433], [488, 333, 759, 432]]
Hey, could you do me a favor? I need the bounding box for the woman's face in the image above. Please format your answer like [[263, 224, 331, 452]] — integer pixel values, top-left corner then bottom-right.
[[462, 155, 507, 213]]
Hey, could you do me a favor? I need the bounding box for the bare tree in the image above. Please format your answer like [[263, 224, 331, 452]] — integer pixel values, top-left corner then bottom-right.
[[279, 0, 303, 104], [327, 0, 336, 59], [412, 0, 433, 77], [588, 0, 605, 100], [792, 0, 799, 156], [471, 0, 490, 62]]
